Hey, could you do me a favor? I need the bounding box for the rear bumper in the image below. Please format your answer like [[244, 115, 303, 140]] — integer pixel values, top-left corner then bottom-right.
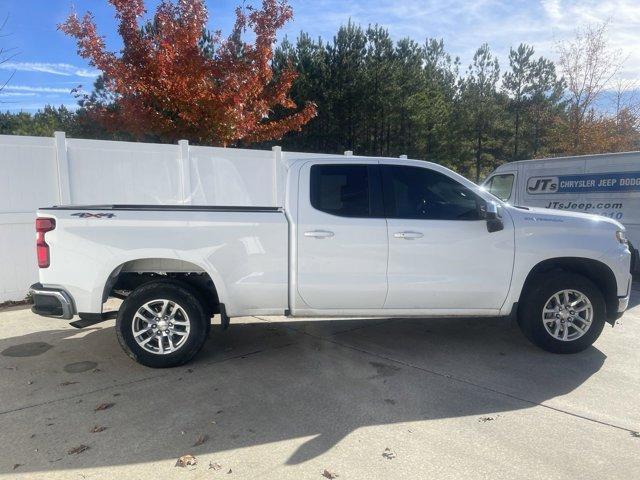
[[29, 283, 75, 320]]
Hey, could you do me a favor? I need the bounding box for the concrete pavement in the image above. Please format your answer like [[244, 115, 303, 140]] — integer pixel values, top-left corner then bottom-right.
[[0, 287, 639, 479]]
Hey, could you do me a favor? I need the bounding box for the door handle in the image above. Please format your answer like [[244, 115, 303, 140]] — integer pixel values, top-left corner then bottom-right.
[[304, 230, 335, 239], [394, 231, 423, 239]]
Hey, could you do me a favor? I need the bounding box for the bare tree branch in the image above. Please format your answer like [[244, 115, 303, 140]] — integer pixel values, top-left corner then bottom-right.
[[556, 22, 625, 152], [0, 13, 16, 99]]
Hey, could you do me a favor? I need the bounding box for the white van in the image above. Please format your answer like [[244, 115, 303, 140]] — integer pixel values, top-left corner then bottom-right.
[[483, 151, 640, 270]]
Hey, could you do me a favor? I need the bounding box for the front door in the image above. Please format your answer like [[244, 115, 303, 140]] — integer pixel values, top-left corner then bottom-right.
[[381, 164, 514, 311], [296, 162, 388, 309]]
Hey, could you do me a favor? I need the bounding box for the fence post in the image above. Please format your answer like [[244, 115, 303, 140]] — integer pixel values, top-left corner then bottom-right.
[[272, 146, 282, 206], [54, 131, 71, 205], [344, 150, 353, 156], [178, 140, 191, 204], [399, 154, 408, 159]]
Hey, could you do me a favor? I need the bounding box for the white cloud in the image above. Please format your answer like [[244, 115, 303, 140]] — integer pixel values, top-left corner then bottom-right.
[[0, 62, 99, 78], [541, 0, 563, 21], [2, 85, 72, 94], [0, 92, 36, 97]]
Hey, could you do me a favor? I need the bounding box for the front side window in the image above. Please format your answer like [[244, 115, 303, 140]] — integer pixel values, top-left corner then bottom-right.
[[382, 165, 481, 220], [310, 164, 381, 217], [485, 174, 514, 202]]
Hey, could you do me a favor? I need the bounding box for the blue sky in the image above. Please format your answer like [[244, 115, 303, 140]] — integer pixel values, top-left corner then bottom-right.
[[1, 0, 639, 112]]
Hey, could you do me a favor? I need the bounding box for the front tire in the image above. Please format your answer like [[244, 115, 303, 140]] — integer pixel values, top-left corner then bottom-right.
[[518, 272, 606, 354], [116, 281, 208, 368]]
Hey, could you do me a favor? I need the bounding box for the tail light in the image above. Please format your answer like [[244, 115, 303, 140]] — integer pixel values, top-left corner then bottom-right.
[[36, 217, 56, 268]]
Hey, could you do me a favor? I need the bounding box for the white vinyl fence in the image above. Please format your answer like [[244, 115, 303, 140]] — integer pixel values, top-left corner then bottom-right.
[[0, 132, 352, 302]]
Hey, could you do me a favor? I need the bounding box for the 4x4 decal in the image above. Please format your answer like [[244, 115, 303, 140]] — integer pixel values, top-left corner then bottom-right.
[[71, 213, 116, 218]]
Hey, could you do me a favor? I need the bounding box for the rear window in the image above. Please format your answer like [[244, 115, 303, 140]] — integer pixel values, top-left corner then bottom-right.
[[485, 174, 515, 202], [310, 164, 379, 217]]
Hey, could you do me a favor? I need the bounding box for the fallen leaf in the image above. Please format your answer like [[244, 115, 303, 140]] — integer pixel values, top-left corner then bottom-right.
[[193, 434, 208, 447], [321, 469, 338, 479], [90, 425, 107, 433], [68, 444, 89, 455], [175, 454, 197, 468], [94, 402, 114, 412], [209, 461, 222, 470], [12, 464, 22, 470], [59, 381, 78, 387], [382, 447, 396, 460]]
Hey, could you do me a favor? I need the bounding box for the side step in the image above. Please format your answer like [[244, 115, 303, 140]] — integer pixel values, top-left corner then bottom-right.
[[70, 311, 118, 329]]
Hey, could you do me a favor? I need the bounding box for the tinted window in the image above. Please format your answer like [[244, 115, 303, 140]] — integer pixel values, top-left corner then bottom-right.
[[382, 165, 481, 220], [310, 164, 381, 217], [485, 174, 514, 202]]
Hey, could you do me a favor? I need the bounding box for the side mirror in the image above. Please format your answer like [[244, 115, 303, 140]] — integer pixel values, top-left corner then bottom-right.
[[483, 200, 504, 233]]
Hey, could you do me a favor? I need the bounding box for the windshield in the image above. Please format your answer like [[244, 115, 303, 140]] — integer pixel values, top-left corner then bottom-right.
[[483, 173, 514, 202]]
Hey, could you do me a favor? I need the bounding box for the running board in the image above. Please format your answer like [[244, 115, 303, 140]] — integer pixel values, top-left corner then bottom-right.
[[71, 311, 118, 328]]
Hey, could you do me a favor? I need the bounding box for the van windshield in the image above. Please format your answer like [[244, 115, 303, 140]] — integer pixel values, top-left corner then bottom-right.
[[484, 173, 514, 202]]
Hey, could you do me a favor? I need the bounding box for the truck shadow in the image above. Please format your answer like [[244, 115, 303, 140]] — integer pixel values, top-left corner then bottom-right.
[[0, 315, 607, 474]]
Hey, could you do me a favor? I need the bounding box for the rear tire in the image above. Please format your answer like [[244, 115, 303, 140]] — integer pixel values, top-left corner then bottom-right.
[[116, 281, 208, 368], [518, 272, 606, 354]]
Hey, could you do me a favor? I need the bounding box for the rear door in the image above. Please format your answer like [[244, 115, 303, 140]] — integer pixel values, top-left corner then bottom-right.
[[296, 162, 388, 309], [381, 163, 514, 311]]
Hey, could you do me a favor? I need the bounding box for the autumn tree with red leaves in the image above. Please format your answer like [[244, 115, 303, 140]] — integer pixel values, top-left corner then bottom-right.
[[59, 0, 316, 145]]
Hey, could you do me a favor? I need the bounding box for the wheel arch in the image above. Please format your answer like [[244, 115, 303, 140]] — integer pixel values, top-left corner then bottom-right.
[[102, 258, 222, 317], [519, 257, 618, 322]]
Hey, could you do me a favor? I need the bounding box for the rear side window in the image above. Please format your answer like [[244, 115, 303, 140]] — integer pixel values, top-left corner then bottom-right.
[[485, 174, 515, 202], [310, 164, 382, 217], [382, 165, 481, 220]]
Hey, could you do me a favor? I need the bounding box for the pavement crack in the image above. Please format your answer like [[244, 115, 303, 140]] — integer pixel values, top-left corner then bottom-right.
[[253, 316, 638, 436]]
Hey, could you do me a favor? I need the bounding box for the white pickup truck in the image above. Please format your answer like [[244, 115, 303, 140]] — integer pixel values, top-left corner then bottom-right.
[[30, 157, 632, 367]]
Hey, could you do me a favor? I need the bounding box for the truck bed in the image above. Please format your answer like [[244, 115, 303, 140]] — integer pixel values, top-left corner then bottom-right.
[[37, 205, 288, 317]]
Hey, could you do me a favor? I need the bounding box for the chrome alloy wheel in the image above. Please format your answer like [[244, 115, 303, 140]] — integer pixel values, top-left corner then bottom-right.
[[542, 289, 593, 342], [132, 299, 190, 354]]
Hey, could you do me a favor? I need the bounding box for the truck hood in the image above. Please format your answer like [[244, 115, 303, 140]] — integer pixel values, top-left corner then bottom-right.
[[506, 205, 625, 231]]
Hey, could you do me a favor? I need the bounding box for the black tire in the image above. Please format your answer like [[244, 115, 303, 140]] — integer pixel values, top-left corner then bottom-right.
[[116, 281, 209, 368], [518, 272, 606, 354]]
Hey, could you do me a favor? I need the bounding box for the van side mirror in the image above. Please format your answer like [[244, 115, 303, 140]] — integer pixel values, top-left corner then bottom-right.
[[481, 200, 504, 233]]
